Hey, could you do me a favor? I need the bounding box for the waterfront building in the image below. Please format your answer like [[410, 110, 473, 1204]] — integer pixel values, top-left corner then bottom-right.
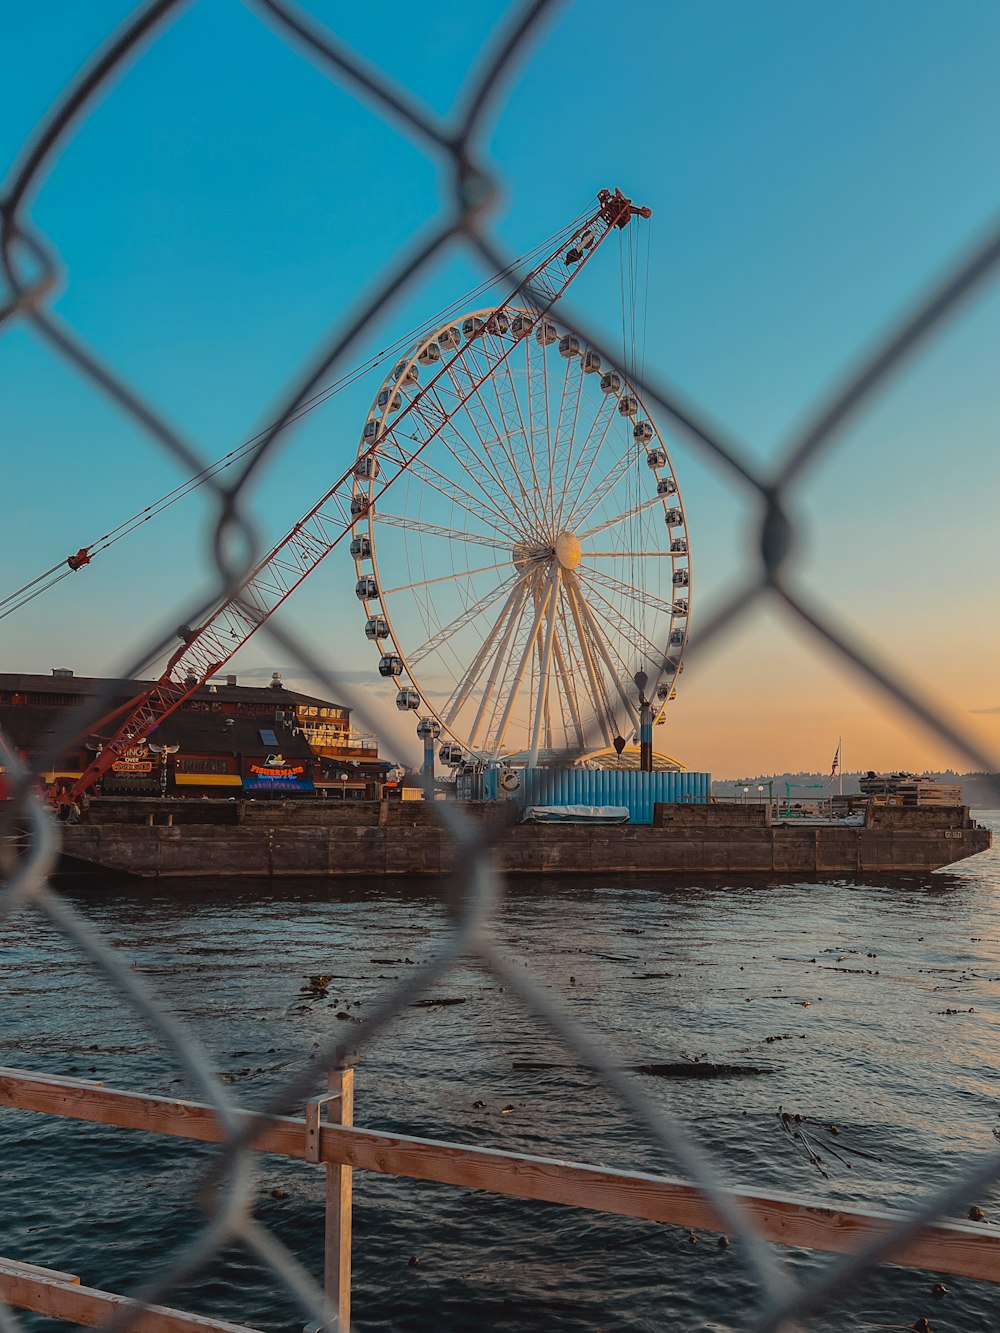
[[0, 669, 389, 798]]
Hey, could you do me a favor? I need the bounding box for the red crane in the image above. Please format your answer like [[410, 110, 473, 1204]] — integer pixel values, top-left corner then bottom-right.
[[71, 189, 651, 799]]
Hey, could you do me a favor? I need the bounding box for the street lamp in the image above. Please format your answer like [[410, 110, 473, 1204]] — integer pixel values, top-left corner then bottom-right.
[[339, 771, 349, 800], [757, 784, 764, 803], [742, 786, 749, 804]]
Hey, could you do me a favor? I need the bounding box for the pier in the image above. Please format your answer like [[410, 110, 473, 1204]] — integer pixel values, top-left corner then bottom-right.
[[57, 799, 991, 879]]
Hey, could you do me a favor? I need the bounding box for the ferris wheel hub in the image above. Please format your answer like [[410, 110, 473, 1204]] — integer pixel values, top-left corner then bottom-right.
[[554, 530, 582, 570]]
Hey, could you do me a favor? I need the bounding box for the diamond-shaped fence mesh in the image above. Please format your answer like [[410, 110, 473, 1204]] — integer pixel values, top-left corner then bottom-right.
[[2, 2, 1000, 1330]]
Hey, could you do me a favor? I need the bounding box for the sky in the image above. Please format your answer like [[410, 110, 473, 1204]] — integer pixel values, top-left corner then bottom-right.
[[2, 0, 999, 777]]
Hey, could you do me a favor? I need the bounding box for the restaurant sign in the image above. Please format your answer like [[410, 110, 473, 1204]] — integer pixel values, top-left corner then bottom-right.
[[111, 744, 153, 775], [249, 763, 305, 779]]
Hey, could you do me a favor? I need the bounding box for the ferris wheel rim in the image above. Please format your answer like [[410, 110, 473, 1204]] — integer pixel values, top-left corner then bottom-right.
[[351, 304, 691, 764]]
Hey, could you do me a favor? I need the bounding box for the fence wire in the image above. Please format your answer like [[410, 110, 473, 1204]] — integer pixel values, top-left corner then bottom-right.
[[2, 1, 1000, 1330]]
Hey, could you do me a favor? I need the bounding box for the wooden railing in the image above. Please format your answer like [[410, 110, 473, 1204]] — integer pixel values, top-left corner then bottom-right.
[[1, 1065, 999, 1330]]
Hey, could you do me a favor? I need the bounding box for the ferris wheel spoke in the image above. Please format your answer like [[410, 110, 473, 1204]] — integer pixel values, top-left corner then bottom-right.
[[489, 343, 545, 528], [551, 360, 589, 537], [547, 354, 575, 518], [586, 549, 676, 558], [555, 391, 618, 532], [424, 377, 539, 534], [373, 512, 508, 552], [565, 449, 643, 532], [406, 388, 532, 533], [515, 328, 546, 514], [435, 351, 523, 497], [439, 354, 543, 534], [578, 495, 663, 542], [380, 410, 512, 528], [396, 455, 514, 538], [577, 563, 684, 621], [381, 560, 509, 598], [409, 572, 519, 667], [576, 576, 665, 661], [525, 331, 556, 520]]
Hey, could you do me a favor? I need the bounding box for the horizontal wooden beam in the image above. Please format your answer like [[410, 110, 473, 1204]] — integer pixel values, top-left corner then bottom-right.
[[0, 1258, 259, 1332], [1, 1067, 997, 1283]]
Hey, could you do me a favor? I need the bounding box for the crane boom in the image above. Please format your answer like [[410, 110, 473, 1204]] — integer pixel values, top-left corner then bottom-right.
[[71, 189, 651, 798]]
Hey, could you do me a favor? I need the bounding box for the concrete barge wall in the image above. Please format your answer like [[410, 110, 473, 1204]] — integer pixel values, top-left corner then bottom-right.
[[58, 800, 992, 878]]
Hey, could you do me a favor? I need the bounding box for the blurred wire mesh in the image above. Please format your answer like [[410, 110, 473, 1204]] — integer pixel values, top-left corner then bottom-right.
[[1, 1, 1000, 1330]]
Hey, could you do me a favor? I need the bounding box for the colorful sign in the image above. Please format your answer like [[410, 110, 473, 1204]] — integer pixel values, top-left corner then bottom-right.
[[112, 745, 153, 775], [249, 763, 305, 779]]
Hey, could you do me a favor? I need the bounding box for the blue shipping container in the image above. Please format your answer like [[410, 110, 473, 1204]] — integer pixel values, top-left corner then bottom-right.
[[465, 768, 711, 824]]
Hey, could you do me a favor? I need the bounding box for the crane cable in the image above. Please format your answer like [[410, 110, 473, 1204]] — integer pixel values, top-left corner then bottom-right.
[[0, 212, 591, 626]]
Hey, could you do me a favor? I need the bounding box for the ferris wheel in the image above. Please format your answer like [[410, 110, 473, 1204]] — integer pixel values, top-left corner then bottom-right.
[[351, 302, 691, 768]]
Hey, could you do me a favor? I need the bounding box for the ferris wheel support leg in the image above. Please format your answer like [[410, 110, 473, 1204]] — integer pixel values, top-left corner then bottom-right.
[[422, 734, 435, 785], [490, 572, 554, 762], [571, 577, 642, 737], [528, 569, 561, 768], [445, 577, 526, 731], [466, 579, 531, 753], [564, 578, 615, 752], [550, 621, 586, 752]]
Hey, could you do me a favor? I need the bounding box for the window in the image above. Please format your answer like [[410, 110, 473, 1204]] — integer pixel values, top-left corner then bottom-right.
[[258, 728, 279, 747], [176, 758, 229, 774]]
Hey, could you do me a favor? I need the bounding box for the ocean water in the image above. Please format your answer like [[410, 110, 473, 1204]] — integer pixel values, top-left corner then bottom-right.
[[1, 815, 999, 1331]]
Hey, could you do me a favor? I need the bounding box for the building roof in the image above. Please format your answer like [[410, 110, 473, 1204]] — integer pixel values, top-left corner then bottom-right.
[[0, 671, 350, 714]]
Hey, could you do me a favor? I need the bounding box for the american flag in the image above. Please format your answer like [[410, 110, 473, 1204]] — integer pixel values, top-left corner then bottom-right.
[[828, 739, 841, 783]]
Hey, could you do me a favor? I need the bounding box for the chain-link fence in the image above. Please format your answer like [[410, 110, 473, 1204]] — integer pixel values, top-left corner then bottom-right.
[[2, 1, 1000, 1329]]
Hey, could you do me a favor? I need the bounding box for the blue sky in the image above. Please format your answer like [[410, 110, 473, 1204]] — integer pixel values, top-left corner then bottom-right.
[[2, 1, 999, 774]]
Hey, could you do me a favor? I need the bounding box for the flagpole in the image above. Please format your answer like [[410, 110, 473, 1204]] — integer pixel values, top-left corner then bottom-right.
[[839, 735, 843, 797]]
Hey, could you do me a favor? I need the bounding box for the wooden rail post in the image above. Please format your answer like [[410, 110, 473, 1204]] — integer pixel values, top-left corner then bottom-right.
[[305, 1066, 354, 1329], [327, 1066, 353, 1330]]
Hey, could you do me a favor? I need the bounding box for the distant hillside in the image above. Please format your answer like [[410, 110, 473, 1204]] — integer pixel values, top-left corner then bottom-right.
[[712, 771, 1000, 808]]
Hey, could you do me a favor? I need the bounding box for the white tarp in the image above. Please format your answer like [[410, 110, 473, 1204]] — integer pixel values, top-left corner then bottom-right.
[[518, 804, 630, 824]]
